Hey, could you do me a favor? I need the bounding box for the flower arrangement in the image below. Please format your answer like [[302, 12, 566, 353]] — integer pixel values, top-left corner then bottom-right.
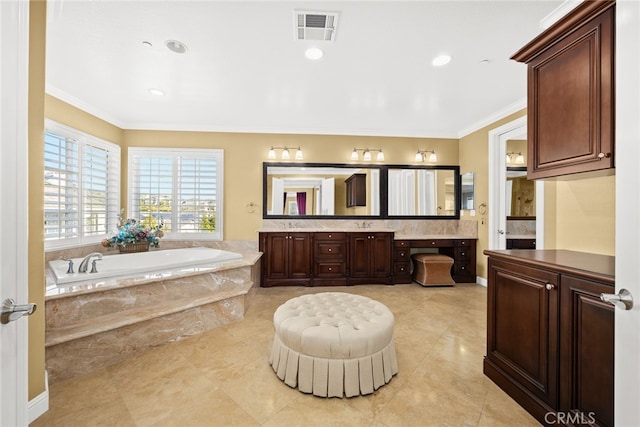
[[102, 210, 164, 249]]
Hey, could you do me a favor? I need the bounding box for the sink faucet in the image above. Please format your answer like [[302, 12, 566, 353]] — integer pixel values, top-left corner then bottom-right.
[[78, 252, 103, 273]]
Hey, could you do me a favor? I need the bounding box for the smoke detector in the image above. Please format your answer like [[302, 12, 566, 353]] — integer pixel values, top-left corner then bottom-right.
[[294, 10, 339, 41]]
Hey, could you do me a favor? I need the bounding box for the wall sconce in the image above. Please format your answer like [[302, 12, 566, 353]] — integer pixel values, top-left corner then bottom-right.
[[268, 146, 303, 160], [351, 148, 384, 162], [506, 152, 525, 165], [415, 150, 437, 162]]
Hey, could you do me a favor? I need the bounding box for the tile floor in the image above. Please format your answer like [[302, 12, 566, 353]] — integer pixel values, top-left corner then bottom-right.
[[31, 283, 540, 426]]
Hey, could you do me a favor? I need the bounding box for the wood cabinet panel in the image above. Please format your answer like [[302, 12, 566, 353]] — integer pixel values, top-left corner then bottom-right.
[[560, 275, 614, 427], [484, 250, 614, 426], [486, 258, 559, 407], [512, 2, 615, 179], [259, 232, 311, 287], [348, 232, 392, 284]]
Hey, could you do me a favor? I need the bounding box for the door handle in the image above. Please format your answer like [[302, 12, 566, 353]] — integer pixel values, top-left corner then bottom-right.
[[600, 289, 634, 311], [1, 298, 37, 324], [497, 229, 505, 235]]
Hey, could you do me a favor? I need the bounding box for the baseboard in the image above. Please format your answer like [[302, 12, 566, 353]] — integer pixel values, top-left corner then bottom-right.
[[476, 276, 487, 287], [28, 371, 49, 424]]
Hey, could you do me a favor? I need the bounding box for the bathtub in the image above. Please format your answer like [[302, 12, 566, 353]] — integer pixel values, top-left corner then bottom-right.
[[48, 247, 243, 285]]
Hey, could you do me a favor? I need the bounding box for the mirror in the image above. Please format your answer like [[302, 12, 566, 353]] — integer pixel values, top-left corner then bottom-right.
[[387, 167, 458, 216], [263, 162, 460, 219], [460, 172, 475, 210], [506, 167, 535, 218], [264, 164, 381, 217]]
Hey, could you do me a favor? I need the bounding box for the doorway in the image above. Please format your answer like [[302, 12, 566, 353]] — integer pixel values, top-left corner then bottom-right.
[[488, 116, 544, 250]]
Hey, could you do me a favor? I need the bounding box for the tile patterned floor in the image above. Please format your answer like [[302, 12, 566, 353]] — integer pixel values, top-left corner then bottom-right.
[[31, 283, 541, 426]]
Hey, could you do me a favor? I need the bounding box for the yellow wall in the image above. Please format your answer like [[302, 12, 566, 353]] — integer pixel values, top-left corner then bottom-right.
[[458, 110, 528, 279], [28, 0, 47, 400]]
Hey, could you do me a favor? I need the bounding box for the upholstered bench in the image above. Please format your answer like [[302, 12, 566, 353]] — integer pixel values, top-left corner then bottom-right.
[[411, 253, 455, 286], [269, 292, 398, 398]]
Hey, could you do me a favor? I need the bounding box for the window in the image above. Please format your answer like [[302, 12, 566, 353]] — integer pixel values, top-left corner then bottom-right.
[[44, 120, 120, 249], [128, 148, 223, 240]]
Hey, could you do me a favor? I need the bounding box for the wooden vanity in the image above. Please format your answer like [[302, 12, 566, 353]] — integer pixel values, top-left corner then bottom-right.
[[484, 249, 614, 427], [259, 231, 477, 287]]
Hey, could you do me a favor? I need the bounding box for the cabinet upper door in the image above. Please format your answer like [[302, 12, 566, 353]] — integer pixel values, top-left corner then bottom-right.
[[512, 2, 615, 180]]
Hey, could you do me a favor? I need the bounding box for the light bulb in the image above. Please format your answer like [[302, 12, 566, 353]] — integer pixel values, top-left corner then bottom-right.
[[376, 151, 385, 161], [295, 148, 303, 160], [268, 148, 276, 160], [281, 149, 290, 160], [363, 150, 372, 161], [415, 151, 423, 162], [428, 151, 437, 162], [351, 149, 359, 161], [506, 153, 511, 163], [516, 153, 525, 164]]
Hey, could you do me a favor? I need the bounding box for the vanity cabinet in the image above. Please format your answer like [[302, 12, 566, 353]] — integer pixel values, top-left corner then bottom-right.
[[512, 1, 615, 180], [312, 232, 348, 286], [484, 250, 614, 426], [392, 240, 412, 284], [506, 238, 536, 249], [349, 232, 393, 284], [451, 239, 476, 283], [259, 232, 312, 287]]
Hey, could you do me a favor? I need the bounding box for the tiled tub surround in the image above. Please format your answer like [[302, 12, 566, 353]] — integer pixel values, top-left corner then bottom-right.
[[45, 241, 261, 383], [260, 219, 478, 239]]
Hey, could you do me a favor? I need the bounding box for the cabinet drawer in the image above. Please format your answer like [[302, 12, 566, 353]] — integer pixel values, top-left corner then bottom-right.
[[394, 240, 410, 248], [314, 241, 346, 257], [393, 262, 411, 276], [314, 232, 345, 241], [314, 261, 346, 277], [455, 247, 471, 260], [413, 239, 453, 248], [394, 248, 410, 261], [453, 262, 470, 275], [455, 239, 473, 247]]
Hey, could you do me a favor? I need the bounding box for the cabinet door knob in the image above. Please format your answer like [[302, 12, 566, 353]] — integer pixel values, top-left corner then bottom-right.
[[545, 283, 555, 290], [598, 152, 611, 159]]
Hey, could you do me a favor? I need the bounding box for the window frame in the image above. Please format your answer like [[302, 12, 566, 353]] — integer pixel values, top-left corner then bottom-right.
[[44, 119, 121, 251], [127, 147, 224, 241]]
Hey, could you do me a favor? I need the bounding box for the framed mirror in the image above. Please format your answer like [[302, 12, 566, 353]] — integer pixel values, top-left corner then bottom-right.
[[263, 162, 460, 219], [506, 167, 535, 219], [460, 172, 475, 210]]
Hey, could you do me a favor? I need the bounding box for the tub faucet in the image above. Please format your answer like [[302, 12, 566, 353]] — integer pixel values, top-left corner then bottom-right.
[[78, 252, 103, 273]]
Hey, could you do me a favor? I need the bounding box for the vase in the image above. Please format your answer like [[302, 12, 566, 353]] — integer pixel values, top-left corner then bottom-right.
[[118, 241, 150, 254]]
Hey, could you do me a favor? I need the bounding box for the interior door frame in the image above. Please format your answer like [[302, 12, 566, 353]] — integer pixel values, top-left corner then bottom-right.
[[0, 0, 30, 425], [488, 116, 544, 250]]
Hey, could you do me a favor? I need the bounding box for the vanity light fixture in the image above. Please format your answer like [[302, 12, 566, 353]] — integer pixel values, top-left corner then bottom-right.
[[351, 148, 384, 162], [506, 152, 525, 165], [268, 146, 303, 160], [415, 150, 437, 163]]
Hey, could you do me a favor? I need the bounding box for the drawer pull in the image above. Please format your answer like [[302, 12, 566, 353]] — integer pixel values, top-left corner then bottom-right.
[[431, 241, 436, 245], [328, 248, 332, 252], [328, 267, 332, 271]]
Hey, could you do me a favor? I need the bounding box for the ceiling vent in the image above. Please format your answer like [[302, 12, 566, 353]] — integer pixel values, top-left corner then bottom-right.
[[294, 10, 339, 41]]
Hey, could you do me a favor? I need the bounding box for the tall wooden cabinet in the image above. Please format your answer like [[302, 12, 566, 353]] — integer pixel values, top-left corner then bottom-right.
[[484, 250, 614, 427], [512, 1, 615, 180]]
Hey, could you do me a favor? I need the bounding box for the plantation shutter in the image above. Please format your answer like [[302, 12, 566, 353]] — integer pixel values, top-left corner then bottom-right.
[[128, 148, 223, 240], [83, 142, 120, 236], [176, 156, 218, 232], [44, 132, 80, 241]]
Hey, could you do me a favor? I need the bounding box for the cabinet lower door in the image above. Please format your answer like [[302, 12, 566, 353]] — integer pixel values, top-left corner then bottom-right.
[[560, 275, 614, 427], [486, 259, 559, 408]]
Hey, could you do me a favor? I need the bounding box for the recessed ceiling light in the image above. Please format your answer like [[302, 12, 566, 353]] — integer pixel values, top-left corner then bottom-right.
[[148, 88, 165, 96], [165, 40, 188, 54], [305, 47, 323, 60], [432, 54, 452, 67]]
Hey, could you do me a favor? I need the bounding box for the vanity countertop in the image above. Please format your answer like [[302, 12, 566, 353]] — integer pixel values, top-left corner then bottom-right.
[[506, 234, 536, 239], [258, 229, 477, 240]]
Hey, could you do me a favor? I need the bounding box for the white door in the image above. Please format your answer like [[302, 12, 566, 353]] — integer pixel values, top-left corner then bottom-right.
[[0, 0, 30, 425], [614, 1, 640, 424], [321, 178, 334, 215]]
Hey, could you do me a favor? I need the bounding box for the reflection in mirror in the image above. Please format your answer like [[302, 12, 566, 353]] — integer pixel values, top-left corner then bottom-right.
[[461, 172, 475, 210], [265, 165, 380, 217], [506, 167, 535, 217], [387, 168, 457, 216]]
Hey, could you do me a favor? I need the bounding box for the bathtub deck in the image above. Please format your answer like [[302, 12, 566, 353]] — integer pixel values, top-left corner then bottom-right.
[[44, 252, 261, 384]]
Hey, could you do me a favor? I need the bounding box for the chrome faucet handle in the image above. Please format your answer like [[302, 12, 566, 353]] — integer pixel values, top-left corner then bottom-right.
[[63, 259, 74, 274], [90, 259, 101, 274]]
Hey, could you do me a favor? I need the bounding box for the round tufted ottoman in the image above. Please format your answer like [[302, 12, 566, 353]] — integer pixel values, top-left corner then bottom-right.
[[269, 292, 398, 398]]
